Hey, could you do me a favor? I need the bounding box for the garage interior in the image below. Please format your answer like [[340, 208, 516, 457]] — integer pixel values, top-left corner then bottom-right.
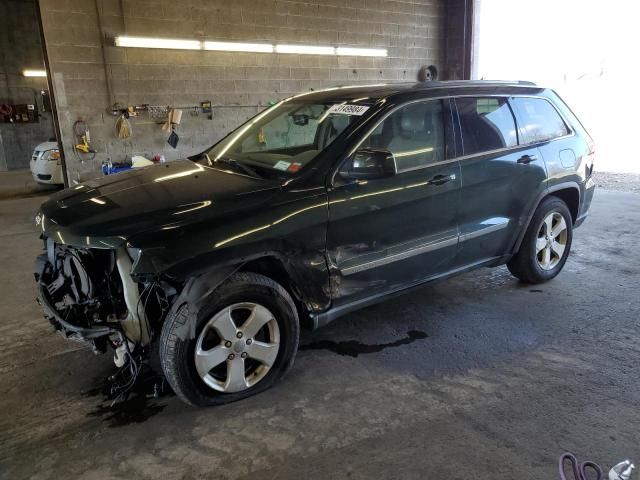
[[1, 0, 639, 479]]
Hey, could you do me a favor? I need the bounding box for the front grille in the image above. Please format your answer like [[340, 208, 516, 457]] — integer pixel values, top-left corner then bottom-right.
[[37, 174, 52, 180], [32, 150, 43, 162]]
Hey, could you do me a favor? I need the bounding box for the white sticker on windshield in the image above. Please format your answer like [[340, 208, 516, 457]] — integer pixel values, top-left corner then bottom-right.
[[326, 104, 370, 116], [273, 160, 291, 171]]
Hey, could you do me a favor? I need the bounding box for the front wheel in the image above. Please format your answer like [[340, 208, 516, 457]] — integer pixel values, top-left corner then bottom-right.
[[160, 272, 299, 406], [507, 196, 573, 284]]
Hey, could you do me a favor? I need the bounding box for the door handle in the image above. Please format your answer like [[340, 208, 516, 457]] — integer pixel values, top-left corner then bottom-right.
[[427, 173, 456, 186], [517, 154, 538, 164]]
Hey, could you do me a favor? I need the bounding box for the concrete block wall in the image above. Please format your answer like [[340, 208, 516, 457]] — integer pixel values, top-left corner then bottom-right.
[[39, 0, 447, 183], [0, 0, 54, 171]]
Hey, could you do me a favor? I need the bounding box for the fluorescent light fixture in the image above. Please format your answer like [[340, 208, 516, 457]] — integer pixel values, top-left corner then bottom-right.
[[115, 36, 201, 50], [23, 69, 46, 77], [275, 44, 335, 55], [336, 47, 388, 57], [204, 41, 273, 53], [114, 35, 389, 57]]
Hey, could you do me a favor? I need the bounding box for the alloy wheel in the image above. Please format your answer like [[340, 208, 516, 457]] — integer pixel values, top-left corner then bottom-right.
[[536, 211, 568, 270], [194, 302, 280, 393]]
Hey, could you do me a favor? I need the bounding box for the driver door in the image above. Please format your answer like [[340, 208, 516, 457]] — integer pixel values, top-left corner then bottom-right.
[[326, 99, 461, 306]]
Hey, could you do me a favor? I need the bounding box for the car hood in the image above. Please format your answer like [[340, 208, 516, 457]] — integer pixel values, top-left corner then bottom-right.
[[34, 141, 58, 153], [38, 159, 281, 247]]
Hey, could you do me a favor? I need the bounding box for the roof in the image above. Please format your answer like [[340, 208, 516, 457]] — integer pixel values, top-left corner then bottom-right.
[[288, 80, 541, 104]]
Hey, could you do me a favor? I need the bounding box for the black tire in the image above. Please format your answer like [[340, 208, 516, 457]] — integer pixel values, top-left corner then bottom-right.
[[507, 196, 573, 284], [160, 272, 299, 406]]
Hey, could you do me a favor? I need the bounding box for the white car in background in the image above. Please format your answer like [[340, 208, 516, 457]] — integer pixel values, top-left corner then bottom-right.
[[29, 141, 63, 185]]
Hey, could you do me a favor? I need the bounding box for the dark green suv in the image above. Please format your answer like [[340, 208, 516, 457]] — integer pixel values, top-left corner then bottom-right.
[[35, 81, 595, 406]]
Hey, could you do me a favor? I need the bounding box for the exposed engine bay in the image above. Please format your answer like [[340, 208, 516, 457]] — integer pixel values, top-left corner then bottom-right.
[[34, 239, 175, 382]]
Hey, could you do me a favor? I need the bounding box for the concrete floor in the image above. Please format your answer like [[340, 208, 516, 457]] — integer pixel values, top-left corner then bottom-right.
[[1, 189, 639, 479], [0, 169, 60, 200]]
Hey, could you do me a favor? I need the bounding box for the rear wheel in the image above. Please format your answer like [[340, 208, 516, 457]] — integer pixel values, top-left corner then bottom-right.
[[507, 196, 573, 284], [160, 272, 299, 406]]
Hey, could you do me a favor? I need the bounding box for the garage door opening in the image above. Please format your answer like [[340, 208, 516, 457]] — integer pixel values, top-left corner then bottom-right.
[[474, 0, 639, 173]]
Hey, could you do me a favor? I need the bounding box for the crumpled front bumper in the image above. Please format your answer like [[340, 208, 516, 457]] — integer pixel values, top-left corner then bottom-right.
[[34, 252, 118, 343]]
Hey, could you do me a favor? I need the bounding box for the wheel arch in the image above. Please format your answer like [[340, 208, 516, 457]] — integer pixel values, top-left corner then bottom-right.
[[237, 256, 315, 329], [165, 253, 319, 337], [549, 188, 579, 223], [511, 182, 580, 254]]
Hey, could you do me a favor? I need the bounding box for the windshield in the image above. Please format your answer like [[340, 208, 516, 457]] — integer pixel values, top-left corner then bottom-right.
[[203, 100, 372, 176]]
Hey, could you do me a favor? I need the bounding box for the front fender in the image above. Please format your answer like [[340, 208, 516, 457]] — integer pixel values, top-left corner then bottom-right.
[[130, 189, 332, 313], [161, 265, 240, 341]]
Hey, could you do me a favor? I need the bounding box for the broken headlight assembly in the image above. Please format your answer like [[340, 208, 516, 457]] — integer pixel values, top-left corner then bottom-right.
[[34, 238, 173, 355]]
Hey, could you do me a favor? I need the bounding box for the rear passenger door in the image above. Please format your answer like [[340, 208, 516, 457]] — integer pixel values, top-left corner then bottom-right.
[[453, 96, 547, 266]]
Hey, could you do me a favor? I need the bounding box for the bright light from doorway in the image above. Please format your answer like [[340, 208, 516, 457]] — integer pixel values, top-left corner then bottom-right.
[[475, 0, 639, 173], [23, 70, 46, 77]]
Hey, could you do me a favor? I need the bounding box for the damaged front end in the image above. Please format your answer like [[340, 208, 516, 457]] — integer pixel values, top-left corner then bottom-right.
[[34, 237, 173, 364]]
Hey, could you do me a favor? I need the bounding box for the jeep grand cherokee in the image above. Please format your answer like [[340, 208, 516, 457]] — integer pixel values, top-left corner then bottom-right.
[[34, 81, 595, 406]]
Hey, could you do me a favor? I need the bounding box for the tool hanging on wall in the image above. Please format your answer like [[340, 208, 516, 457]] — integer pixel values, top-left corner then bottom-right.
[[149, 105, 169, 122], [115, 112, 132, 139], [73, 120, 96, 162], [162, 109, 182, 149], [161, 109, 182, 132], [201, 100, 212, 120]]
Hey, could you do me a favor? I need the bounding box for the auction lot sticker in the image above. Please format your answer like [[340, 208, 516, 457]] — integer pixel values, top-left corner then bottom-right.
[[327, 104, 370, 116]]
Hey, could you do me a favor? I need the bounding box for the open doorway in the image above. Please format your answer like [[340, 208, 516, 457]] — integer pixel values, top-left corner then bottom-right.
[[474, 0, 639, 173], [0, 0, 59, 183]]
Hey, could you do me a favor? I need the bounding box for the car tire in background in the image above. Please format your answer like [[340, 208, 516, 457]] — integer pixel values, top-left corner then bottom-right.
[[160, 272, 299, 406], [508, 196, 573, 284]]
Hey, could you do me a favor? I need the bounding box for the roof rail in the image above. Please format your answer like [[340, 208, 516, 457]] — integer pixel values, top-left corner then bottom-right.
[[410, 79, 539, 89]]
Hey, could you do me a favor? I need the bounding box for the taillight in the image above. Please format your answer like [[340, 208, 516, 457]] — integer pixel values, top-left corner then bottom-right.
[[585, 139, 595, 178]]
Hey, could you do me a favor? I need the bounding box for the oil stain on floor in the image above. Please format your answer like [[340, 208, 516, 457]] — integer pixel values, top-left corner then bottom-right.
[[300, 330, 428, 357], [82, 330, 429, 425], [84, 364, 173, 428]]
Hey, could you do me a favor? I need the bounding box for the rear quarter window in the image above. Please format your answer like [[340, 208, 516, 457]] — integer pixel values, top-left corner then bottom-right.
[[512, 97, 569, 143]]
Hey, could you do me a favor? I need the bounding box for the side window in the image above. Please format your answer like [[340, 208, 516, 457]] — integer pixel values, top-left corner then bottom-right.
[[361, 100, 444, 172], [456, 97, 518, 156], [512, 97, 569, 143]]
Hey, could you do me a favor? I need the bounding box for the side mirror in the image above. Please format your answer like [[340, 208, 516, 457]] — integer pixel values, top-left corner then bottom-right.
[[341, 148, 397, 180]]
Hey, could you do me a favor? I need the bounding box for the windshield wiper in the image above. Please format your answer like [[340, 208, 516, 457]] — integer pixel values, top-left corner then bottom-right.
[[214, 156, 262, 179]]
